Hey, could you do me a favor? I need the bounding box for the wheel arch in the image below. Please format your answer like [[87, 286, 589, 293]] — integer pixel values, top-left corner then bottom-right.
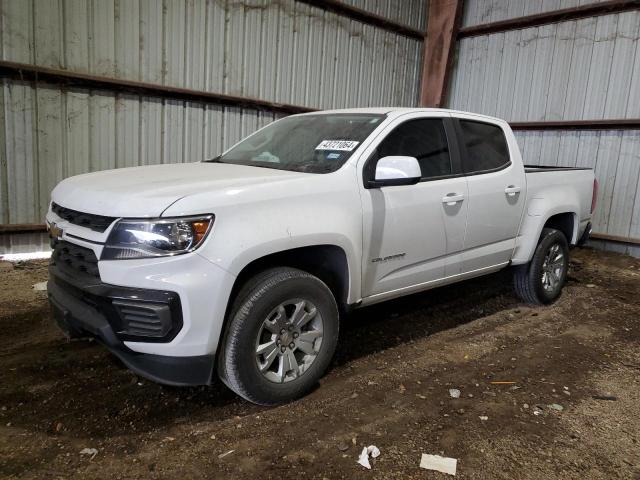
[[226, 244, 352, 317], [532, 210, 578, 252], [512, 206, 579, 265]]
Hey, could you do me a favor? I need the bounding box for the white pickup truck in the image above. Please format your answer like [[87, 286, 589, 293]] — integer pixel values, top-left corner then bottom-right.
[[46, 108, 597, 405]]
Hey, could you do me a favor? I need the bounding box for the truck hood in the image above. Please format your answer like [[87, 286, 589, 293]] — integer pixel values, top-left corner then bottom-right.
[[51, 162, 307, 217]]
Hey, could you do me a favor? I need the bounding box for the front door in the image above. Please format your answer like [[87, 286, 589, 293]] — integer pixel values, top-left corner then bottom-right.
[[359, 113, 469, 299]]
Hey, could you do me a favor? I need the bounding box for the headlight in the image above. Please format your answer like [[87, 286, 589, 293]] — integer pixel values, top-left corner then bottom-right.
[[102, 215, 214, 260]]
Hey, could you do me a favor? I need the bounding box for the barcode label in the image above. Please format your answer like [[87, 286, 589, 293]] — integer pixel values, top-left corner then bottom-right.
[[315, 140, 360, 151]]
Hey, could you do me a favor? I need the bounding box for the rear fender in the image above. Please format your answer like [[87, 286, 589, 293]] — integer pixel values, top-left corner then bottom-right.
[[511, 199, 579, 265]]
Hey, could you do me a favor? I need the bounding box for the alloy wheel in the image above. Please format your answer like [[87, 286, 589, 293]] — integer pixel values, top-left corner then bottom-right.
[[255, 299, 324, 383], [541, 243, 565, 292]]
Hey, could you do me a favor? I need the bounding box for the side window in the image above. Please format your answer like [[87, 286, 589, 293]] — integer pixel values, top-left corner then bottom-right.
[[458, 120, 510, 173], [374, 119, 452, 179]]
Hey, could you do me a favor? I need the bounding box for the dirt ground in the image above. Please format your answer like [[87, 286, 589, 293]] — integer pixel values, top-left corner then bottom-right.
[[0, 247, 639, 479]]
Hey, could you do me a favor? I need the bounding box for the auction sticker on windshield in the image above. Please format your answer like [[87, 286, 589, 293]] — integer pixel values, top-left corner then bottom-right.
[[315, 140, 359, 151]]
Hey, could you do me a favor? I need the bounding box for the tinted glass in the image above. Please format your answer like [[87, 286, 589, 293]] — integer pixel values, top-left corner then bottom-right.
[[373, 119, 451, 179], [208, 114, 385, 174], [459, 120, 510, 173]]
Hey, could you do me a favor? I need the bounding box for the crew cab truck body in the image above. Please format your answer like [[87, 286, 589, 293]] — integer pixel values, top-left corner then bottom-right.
[[46, 108, 597, 405]]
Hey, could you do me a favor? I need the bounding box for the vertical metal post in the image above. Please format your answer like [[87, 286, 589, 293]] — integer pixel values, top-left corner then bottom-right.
[[419, 0, 464, 107]]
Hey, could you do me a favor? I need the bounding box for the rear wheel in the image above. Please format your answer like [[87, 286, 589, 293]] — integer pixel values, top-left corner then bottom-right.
[[514, 228, 569, 305], [218, 267, 339, 405]]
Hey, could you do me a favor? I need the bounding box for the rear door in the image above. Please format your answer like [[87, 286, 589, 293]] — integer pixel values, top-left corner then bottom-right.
[[359, 113, 469, 298], [454, 116, 526, 272]]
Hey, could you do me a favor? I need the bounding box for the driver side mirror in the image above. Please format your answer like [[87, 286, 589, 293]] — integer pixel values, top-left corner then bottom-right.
[[367, 156, 421, 188]]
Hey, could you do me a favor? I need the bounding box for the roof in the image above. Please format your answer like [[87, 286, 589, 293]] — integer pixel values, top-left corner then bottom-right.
[[296, 107, 507, 124], [298, 107, 443, 115]]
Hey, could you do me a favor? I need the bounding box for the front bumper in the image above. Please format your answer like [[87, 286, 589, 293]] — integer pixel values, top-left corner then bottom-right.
[[48, 263, 215, 386]]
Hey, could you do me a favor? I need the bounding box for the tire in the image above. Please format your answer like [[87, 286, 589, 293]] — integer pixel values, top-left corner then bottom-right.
[[218, 267, 339, 406], [513, 228, 569, 305]]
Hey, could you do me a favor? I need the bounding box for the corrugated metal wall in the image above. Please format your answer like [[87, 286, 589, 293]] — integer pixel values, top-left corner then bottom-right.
[[0, 0, 426, 244], [461, 0, 611, 27], [0, 0, 425, 106], [448, 4, 640, 257], [340, 0, 427, 31]]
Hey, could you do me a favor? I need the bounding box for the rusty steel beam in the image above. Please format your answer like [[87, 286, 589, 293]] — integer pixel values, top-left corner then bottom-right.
[[590, 233, 640, 246], [458, 0, 640, 38], [0, 224, 47, 234], [296, 0, 424, 39], [419, 0, 464, 107], [0, 61, 315, 115], [510, 119, 640, 131]]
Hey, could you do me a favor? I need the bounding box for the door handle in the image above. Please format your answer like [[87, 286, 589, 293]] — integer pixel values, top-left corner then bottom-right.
[[442, 193, 465, 205], [505, 185, 521, 196]]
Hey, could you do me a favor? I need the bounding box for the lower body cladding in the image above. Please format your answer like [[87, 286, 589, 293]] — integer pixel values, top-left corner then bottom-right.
[[47, 240, 235, 386], [577, 221, 592, 246]]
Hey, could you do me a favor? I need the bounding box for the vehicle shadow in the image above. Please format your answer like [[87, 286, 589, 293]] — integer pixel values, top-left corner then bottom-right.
[[334, 269, 518, 366], [0, 269, 518, 442]]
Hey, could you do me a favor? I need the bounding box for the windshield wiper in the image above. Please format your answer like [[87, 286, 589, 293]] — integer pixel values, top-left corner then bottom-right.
[[204, 155, 222, 163]]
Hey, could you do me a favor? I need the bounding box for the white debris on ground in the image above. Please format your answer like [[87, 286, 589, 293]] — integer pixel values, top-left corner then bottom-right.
[[218, 450, 235, 459], [79, 448, 98, 460], [357, 445, 380, 469], [32, 281, 48, 291], [420, 453, 457, 476], [449, 388, 461, 398]]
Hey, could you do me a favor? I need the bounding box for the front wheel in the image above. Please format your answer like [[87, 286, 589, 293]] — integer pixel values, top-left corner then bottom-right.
[[513, 228, 569, 305], [218, 267, 339, 406]]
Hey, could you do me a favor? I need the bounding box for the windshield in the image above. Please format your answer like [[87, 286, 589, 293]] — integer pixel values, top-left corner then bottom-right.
[[207, 114, 385, 173]]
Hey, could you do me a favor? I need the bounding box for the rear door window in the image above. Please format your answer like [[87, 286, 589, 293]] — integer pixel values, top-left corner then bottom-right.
[[458, 120, 510, 174]]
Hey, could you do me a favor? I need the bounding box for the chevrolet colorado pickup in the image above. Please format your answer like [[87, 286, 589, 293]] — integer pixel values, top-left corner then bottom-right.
[[46, 108, 597, 405]]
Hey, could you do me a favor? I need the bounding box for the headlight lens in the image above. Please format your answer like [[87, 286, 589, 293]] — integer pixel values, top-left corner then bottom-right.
[[102, 215, 214, 260]]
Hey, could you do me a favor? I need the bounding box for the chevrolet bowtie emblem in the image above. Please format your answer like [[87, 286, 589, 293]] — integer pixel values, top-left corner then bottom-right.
[[48, 222, 63, 240]]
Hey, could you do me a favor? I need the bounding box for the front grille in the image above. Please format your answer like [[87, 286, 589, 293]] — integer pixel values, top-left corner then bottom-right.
[[112, 300, 172, 338], [50, 240, 100, 279], [52, 203, 116, 232]]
